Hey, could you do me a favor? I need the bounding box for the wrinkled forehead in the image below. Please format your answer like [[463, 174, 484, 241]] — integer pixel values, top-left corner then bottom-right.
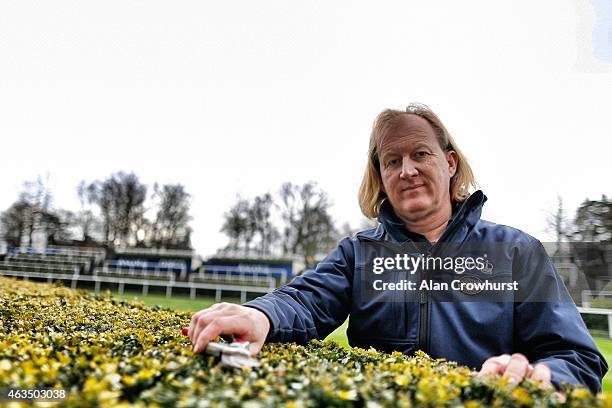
[[377, 114, 439, 153]]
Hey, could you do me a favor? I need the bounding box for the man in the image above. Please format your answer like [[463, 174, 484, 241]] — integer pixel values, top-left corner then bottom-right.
[[187, 103, 607, 393]]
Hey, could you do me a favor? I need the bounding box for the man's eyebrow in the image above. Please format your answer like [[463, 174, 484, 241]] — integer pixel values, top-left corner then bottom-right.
[[381, 141, 432, 155], [378, 149, 401, 159]]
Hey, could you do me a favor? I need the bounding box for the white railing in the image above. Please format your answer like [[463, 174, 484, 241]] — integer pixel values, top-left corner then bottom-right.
[[9, 246, 105, 264], [114, 247, 193, 258], [0, 269, 274, 304], [94, 266, 176, 282], [577, 306, 612, 339], [0, 261, 79, 274], [189, 272, 276, 289], [6, 254, 92, 269], [581, 290, 612, 308], [46, 244, 106, 258]]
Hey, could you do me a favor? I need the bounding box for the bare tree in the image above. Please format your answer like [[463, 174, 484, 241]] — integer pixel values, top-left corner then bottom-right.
[[90, 172, 147, 247], [20, 177, 53, 246], [278, 182, 338, 263], [220, 197, 251, 254], [90, 178, 114, 244], [76, 180, 99, 242], [43, 209, 75, 245], [151, 183, 192, 249], [249, 193, 278, 256], [0, 176, 76, 247], [546, 195, 568, 255], [0, 201, 31, 247], [567, 195, 612, 292], [570, 195, 612, 242], [118, 173, 147, 245]]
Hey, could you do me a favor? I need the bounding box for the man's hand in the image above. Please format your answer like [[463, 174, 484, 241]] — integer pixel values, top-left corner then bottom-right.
[[477, 353, 552, 388], [187, 303, 270, 356]]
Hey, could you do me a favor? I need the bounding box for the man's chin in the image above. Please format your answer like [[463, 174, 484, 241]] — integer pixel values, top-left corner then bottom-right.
[[396, 202, 430, 219]]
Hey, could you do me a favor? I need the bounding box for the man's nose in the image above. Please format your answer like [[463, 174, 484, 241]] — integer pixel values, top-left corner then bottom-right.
[[400, 157, 419, 178]]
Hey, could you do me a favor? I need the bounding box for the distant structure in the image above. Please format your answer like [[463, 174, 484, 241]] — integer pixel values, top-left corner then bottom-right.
[[107, 246, 197, 281]]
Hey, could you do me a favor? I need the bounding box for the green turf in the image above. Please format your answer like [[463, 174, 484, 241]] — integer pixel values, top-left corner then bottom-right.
[[325, 318, 349, 348], [594, 337, 612, 393], [107, 291, 240, 312], [104, 291, 612, 393]]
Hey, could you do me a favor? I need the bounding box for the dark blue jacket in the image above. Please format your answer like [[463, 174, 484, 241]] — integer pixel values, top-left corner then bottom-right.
[[244, 191, 608, 393]]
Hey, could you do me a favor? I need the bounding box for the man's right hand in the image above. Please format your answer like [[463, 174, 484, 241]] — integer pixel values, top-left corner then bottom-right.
[[187, 303, 270, 356]]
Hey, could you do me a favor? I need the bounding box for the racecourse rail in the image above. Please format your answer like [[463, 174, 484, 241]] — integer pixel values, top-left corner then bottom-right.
[[0, 269, 275, 303]]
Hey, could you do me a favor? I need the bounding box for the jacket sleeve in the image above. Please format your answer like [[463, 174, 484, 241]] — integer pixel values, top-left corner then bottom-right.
[[242, 237, 354, 344], [513, 237, 608, 394]]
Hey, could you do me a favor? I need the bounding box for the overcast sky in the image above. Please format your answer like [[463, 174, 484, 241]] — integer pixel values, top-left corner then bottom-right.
[[1, 0, 611, 257]]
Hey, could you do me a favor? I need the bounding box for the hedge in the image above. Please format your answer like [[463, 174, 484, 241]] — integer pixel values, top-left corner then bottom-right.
[[0, 276, 609, 407]]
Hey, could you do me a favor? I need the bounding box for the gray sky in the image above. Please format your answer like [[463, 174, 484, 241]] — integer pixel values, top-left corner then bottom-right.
[[1, 0, 611, 257]]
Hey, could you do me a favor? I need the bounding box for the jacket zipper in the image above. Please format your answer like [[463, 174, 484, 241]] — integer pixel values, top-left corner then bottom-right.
[[419, 279, 428, 352], [417, 213, 468, 354], [418, 248, 432, 353]]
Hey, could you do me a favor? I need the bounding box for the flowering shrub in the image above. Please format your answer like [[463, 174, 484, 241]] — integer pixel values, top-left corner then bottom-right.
[[0, 276, 609, 407]]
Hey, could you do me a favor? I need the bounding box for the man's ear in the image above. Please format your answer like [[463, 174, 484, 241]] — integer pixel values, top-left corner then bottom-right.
[[447, 151, 458, 178]]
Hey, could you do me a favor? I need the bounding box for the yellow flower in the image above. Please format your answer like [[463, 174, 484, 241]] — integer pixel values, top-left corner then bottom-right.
[[394, 374, 410, 387], [511, 387, 532, 405], [122, 375, 136, 386], [56, 352, 71, 365], [0, 359, 12, 371], [570, 387, 591, 399], [255, 379, 268, 388], [338, 389, 357, 401], [136, 369, 155, 381]]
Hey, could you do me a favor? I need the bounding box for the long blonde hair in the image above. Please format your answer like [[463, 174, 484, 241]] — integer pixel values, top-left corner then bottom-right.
[[358, 103, 478, 219]]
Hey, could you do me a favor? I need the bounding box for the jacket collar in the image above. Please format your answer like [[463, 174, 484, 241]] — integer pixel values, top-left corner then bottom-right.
[[362, 190, 487, 244]]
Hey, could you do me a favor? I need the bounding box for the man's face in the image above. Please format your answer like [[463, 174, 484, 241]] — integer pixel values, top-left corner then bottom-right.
[[378, 114, 457, 224]]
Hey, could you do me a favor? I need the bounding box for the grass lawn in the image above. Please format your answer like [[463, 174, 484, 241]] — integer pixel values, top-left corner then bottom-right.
[[110, 291, 240, 312], [325, 318, 349, 347], [106, 291, 612, 394], [594, 337, 612, 393]]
